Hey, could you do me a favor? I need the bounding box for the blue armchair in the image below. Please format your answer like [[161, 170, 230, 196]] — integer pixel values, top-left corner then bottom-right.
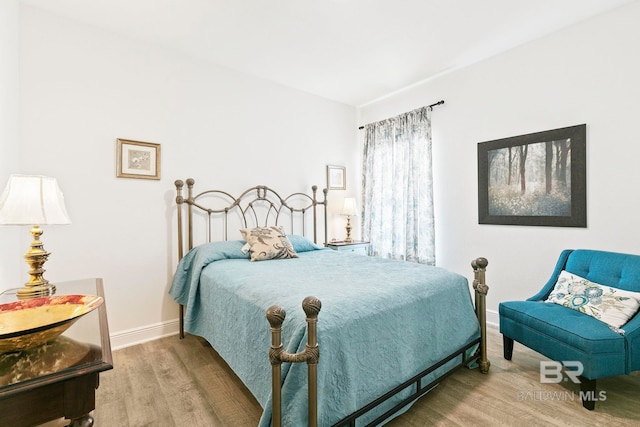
[[499, 249, 640, 409]]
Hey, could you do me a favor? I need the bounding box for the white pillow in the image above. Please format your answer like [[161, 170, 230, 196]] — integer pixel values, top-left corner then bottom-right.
[[546, 270, 640, 328]]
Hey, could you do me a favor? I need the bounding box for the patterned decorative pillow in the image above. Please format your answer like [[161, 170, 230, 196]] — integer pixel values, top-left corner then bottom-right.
[[240, 226, 298, 261], [546, 270, 640, 328]]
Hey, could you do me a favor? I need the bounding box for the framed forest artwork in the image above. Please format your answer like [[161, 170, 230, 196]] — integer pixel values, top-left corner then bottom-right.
[[477, 124, 586, 227]]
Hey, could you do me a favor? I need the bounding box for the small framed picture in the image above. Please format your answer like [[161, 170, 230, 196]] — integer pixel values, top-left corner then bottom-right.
[[116, 139, 161, 180], [327, 165, 346, 190]]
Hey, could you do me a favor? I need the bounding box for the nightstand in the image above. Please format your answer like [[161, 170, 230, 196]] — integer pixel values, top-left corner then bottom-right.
[[0, 278, 112, 427], [326, 240, 370, 256]]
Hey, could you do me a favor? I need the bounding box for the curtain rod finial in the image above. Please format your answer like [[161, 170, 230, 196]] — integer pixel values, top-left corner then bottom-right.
[[428, 100, 445, 110]]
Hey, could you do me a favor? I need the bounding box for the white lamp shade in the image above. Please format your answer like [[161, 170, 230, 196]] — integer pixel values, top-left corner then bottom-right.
[[341, 197, 358, 217], [0, 175, 71, 225]]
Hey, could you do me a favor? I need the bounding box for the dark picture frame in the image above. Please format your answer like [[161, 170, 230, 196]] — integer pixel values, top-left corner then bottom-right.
[[478, 124, 586, 227]]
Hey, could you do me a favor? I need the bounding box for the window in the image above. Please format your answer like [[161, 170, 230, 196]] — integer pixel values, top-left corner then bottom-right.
[[361, 106, 435, 264]]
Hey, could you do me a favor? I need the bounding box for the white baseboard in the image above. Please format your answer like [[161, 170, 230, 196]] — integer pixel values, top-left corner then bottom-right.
[[487, 308, 499, 329], [110, 319, 180, 351]]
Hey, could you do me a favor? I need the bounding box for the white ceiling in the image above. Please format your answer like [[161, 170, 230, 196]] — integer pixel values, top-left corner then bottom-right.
[[20, 0, 636, 106]]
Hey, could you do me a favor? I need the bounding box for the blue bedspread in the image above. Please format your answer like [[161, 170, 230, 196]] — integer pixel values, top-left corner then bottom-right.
[[170, 239, 480, 426]]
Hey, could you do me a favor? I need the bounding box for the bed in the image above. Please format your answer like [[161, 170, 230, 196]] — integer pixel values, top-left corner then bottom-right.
[[169, 179, 490, 426]]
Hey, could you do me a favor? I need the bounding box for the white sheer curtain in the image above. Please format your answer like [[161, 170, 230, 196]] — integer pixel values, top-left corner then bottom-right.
[[361, 106, 435, 264]]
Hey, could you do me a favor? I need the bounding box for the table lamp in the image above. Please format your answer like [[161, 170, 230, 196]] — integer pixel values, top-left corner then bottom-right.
[[0, 174, 71, 298], [341, 197, 358, 243]]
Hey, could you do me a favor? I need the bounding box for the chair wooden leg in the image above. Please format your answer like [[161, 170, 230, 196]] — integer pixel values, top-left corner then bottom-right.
[[579, 376, 596, 410], [503, 335, 514, 360]]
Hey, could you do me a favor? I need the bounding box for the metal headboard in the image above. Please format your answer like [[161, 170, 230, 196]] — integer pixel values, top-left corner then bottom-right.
[[174, 178, 328, 338], [174, 178, 329, 261]]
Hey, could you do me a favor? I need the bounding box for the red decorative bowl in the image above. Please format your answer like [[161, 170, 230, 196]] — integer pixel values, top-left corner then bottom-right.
[[0, 294, 103, 353]]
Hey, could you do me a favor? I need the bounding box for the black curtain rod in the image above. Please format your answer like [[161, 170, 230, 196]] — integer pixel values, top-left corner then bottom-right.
[[357, 99, 445, 130]]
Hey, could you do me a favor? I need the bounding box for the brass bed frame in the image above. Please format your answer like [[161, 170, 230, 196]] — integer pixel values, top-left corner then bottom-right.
[[173, 178, 490, 427]]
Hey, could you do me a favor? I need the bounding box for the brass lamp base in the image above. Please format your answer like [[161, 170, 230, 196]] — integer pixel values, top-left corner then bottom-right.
[[17, 283, 56, 299], [345, 216, 353, 243], [17, 225, 57, 300]]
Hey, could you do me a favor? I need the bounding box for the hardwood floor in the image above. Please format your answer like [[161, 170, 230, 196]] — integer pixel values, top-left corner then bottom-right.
[[48, 326, 640, 426]]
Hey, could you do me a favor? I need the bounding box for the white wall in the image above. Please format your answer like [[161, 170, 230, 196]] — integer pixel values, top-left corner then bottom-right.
[[358, 1, 640, 324], [0, 0, 22, 288], [16, 2, 639, 342], [17, 6, 358, 347]]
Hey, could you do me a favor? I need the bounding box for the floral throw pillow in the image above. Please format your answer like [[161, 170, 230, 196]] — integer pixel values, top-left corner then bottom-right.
[[546, 270, 640, 328], [240, 226, 298, 262]]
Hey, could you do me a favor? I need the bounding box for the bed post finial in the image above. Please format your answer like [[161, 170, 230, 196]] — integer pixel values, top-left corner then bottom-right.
[[472, 257, 488, 270], [175, 180, 184, 203], [302, 296, 321, 318], [266, 305, 286, 329], [471, 257, 490, 374]]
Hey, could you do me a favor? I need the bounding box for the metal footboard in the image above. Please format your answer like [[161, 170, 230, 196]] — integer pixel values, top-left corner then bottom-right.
[[266, 296, 322, 427], [265, 258, 490, 426]]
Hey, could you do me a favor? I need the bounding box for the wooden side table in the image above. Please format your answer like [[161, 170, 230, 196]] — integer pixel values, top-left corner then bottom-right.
[[0, 278, 112, 427], [326, 240, 370, 256]]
